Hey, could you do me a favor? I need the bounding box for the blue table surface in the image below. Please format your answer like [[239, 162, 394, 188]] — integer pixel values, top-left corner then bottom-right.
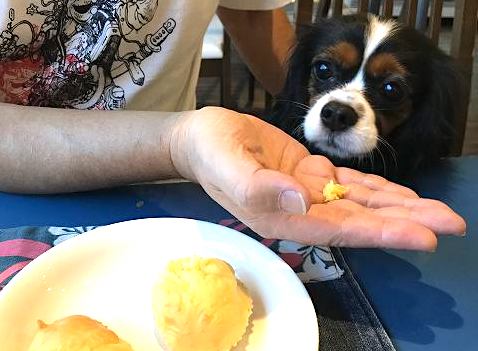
[[343, 156, 478, 351], [1, 156, 477, 351]]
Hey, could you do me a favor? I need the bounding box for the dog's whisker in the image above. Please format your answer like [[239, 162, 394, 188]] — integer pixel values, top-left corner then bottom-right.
[[349, 132, 371, 171], [290, 123, 305, 139], [378, 143, 398, 175], [375, 145, 387, 176], [367, 149, 375, 173], [358, 151, 369, 171], [377, 137, 396, 158], [371, 107, 396, 112], [377, 136, 399, 172], [275, 99, 310, 112]]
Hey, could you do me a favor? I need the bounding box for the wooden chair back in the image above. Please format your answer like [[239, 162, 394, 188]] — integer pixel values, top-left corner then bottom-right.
[[199, 16, 232, 108]]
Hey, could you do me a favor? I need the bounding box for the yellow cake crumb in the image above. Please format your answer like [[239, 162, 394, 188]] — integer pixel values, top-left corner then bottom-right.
[[28, 315, 133, 351], [152, 257, 252, 351], [323, 180, 348, 202]]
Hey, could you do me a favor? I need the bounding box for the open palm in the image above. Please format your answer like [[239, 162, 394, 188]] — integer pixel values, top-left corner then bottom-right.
[[176, 107, 465, 251]]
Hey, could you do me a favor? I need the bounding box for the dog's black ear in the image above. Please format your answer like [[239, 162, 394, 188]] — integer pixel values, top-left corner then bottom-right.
[[268, 24, 319, 136], [391, 53, 464, 176]]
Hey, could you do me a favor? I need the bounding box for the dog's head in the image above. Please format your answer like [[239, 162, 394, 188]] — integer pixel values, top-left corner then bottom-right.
[[274, 15, 462, 178]]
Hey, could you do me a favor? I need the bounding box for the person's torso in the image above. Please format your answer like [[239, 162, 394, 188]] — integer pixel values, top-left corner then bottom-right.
[[0, 0, 219, 111]]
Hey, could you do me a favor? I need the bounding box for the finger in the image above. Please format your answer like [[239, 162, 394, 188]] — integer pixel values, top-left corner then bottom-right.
[[341, 183, 466, 235], [292, 155, 418, 203], [235, 168, 311, 215], [293, 171, 328, 204], [344, 183, 418, 207], [335, 167, 419, 198], [293, 155, 337, 203], [254, 204, 438, 251], [373, 199, 466, 235], [294, 155, 337, 179], [339, 212, 438, 251]]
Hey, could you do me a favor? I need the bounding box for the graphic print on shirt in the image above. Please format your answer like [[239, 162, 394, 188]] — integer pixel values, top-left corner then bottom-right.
[[0, 0, 175, 109]]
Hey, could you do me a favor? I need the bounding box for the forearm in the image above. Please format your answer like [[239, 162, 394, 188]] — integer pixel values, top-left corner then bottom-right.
[[217, 7, 295, 95], [0, 103, 191, 193]]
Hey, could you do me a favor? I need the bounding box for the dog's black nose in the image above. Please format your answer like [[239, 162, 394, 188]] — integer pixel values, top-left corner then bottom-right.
[[320, 101, 359, 131]]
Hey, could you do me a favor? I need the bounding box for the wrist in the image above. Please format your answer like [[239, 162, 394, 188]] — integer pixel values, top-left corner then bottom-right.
[[169, 109, 198, 182]]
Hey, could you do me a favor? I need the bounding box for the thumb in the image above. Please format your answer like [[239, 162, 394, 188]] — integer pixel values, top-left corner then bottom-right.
[[237, 169, 310, 215]]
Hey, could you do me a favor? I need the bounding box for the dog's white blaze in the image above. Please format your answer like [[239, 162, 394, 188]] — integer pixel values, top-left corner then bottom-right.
[[303, 16, 396, 157], [347, 16, 397, 92], [365, 16, 396, 60]]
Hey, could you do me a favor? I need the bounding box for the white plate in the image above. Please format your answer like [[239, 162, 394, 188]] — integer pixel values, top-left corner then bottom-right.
[[0, 218, 319, 351]]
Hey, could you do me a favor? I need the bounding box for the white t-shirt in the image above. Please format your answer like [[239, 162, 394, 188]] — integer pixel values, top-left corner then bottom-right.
[[0, 0, 290, 111]]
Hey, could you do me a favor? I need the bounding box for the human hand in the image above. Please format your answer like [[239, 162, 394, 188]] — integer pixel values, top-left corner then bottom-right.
[[172, 107, 466, 251]]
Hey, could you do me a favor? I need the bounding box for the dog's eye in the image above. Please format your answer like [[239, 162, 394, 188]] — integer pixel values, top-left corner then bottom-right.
[[382, 81, 403, 101], [313, 61, 333, 80]]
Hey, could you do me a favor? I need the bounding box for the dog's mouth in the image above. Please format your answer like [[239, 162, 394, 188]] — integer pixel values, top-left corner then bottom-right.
[[326, 133, 338, 147], [309, 127, 378, 159]]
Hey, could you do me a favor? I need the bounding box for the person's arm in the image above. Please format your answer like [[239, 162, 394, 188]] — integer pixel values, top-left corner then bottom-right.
[[0, 103, 466, 250], [0, 103, 187, 193], [217, 6, 295, 95]]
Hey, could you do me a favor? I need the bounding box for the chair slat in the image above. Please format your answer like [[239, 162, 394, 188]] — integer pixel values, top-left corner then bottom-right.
[[316, 0, 332, 18], [333, 0, 344, 17], [449, 0, 478, 155], [296, 0, 314, 26], [404, 0, 419, 27], [427, 0, 444, 44], [382, 0, 394, 18], [358, 0, 370, 15]]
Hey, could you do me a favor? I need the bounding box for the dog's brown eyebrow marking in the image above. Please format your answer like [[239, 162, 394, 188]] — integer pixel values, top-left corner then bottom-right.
[[366, 53, 407, 77], [323, 42, 360, 69]]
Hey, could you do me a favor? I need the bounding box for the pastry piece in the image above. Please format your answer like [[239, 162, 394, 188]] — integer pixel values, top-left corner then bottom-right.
[[323, 179, 348, 202], [28, 315, 133, 351], [153, 257, 253, 351]]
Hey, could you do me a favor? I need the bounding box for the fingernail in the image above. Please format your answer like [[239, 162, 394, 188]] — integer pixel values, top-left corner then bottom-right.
[[461, 231, 467, 237], [279, 190, 307, 215]]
